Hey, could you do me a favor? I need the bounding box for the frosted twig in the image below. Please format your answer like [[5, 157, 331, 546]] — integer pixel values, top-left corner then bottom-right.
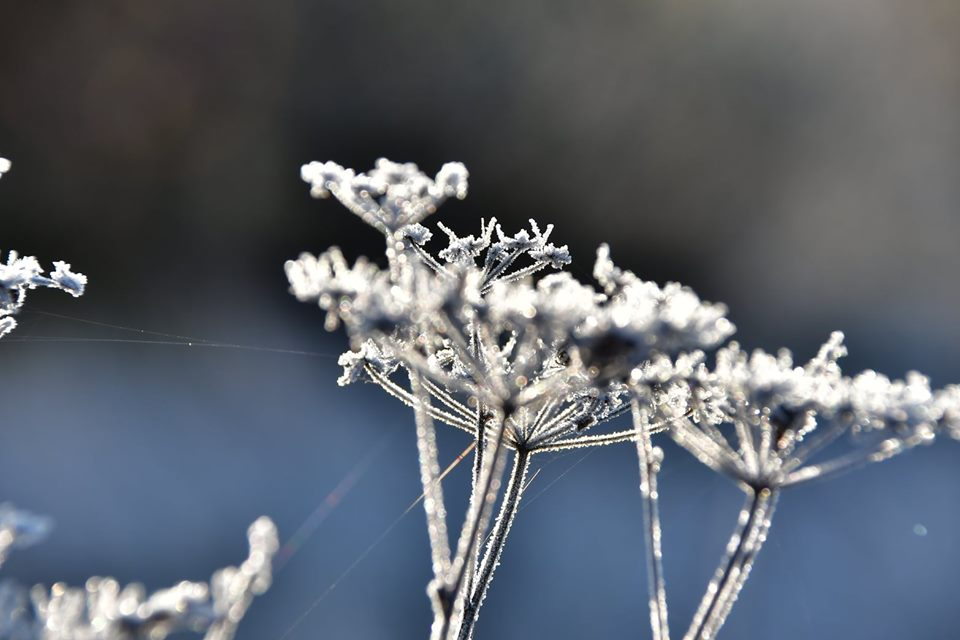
[[409, 372, 453, 584], [456, 448, 531, 640], [683, 488, 778, 640], [632, 399, 670, 640], [433, 409, 509, 640]]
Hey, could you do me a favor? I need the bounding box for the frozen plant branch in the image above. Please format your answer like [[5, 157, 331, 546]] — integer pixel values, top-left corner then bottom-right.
[[684, 488, 778, 640], [1, 250, 87, 339], [456, 448, 531, 640], [632, 399, 670, 640]]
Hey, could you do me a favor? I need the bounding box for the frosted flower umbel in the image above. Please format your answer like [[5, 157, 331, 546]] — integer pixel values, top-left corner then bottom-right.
[[300, 158, 468, 237], [288, 159, 739, 640], [644, 333, 951, 640], [665, 333, 943, 492], [578, 245, 734, 383]]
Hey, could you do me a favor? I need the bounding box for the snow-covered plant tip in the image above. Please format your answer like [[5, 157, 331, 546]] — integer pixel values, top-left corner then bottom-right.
[[0, 251, 85, 339], [289, 158, 960, 640], [0, 160, 278, 640]]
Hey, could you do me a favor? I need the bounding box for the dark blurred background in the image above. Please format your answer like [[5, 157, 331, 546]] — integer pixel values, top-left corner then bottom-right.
[[2, 1, 959, 638]]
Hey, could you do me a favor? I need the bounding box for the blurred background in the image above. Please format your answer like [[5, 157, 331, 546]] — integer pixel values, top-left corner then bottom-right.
[[2, 0, 960, 637]]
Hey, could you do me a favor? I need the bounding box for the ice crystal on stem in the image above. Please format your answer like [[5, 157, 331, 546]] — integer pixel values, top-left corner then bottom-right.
[[666, 332, 943, 493]]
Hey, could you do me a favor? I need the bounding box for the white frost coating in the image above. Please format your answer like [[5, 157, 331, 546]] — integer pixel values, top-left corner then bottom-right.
[[300, 158, 468, 235], [337, 340, 398, 386], [49, 261, 87, 297], [0, 251, 88, 339], [290, 159, 955, 465], [935, 385, 960, 440], [581, 245, 734, 382]]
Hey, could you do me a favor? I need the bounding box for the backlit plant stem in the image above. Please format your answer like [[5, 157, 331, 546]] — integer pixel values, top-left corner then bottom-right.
[[409, 372, 452, 580], [433, 408, 509, 640], [632, 399, 670, 640], [456, 447, 531, 640], [684, 486, 779, 640]]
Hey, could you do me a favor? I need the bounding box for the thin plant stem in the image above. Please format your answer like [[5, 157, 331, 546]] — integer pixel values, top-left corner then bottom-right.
[[632, 399, 670, 640], [455, 448, 532, 640], [365, 363, 477, 434], [433, 410, 509, 640], [781, 428, 931, 487], [464, 405, 487, 602], [683, 487, 779, 640], [408, 372, 452, 594]]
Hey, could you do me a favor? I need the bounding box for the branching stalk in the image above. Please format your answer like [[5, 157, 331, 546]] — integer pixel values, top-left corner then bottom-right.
[[433, 410, 509, 640], [464, 406, 486, 601], [455, 448, 531, 640], [683, 487, 779, 640]]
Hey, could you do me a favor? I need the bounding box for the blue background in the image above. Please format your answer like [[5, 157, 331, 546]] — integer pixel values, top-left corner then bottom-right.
[[1, 1, 959, 638]]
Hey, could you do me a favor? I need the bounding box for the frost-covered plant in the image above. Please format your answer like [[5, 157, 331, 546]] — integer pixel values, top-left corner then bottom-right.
[[289, 157, 960, 640], [635, 334, 954, 639], [0, 250, 86, 339], [0, 160, 277, 640]]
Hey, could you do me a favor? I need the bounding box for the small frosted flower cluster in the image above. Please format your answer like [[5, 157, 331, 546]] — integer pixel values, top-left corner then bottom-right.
[[650, 332, 955, 492], [288, 161, 732, 454], [0, 516, 277, 640], [289, 158, 959, 640], [300, 158, 468, 236], [1, 160, 87, 339], [0, 250, 87, 339]]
